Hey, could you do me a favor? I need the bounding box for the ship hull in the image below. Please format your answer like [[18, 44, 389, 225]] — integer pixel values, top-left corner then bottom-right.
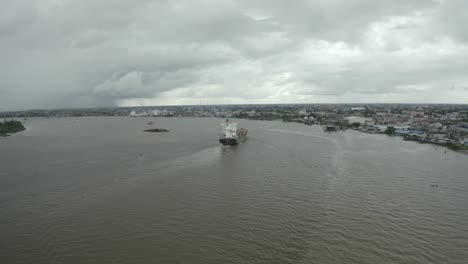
[[219, 138, 238, 145]]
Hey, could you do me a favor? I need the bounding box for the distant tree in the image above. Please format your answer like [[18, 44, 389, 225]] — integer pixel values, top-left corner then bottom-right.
[[385, 126, 396, 135], [350, 122, 361, 128], [446, 143, 461, 150], [363, 109, 376, 117]]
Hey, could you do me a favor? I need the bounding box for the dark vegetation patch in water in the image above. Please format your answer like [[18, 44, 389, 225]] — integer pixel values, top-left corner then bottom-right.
[[0, 120, 25, 136]]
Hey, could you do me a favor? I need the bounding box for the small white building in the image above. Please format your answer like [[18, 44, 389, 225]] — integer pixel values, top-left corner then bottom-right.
[[430, 133, 449, 139], [429, 122, 443, 129], [447, 112, 459, 119], [460, 137, 468, 146], [350, 107, 365, 111], [344, 116, 372, 125]]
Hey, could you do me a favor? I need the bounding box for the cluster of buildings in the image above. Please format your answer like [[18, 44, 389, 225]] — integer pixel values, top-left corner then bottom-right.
[[129, 110, 175, 117], [226, 104, 468, 149], [348, 110, 468, 147], [128, 107, 224, 118]]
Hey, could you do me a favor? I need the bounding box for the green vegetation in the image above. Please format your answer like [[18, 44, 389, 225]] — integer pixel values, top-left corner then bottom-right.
[[384, 126, 396, 135], [446, 142, 468, 151], [0, 120, 25, 136], [363, 109, 376, 117]]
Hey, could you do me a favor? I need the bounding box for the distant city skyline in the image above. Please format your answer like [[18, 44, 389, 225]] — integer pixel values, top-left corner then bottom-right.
[[2, 0, 468, 111]]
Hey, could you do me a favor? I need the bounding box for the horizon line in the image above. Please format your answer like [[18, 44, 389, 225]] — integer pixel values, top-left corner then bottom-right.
[[2, 102, 468, 113]]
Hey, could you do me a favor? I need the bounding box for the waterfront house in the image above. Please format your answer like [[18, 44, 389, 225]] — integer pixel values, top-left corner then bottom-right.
[[395, 129, 425, 137], [344, 116, 373, 125]]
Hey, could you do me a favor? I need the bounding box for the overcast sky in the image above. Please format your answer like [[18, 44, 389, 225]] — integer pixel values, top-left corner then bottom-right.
[[1, 0, 468, 110]]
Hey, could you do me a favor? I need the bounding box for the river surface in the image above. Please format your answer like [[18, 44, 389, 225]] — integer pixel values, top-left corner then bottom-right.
[[1, 117, 467, 264]]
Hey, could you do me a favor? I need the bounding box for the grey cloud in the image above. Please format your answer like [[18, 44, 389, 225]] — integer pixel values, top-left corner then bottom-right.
[[93, 69, 199, 99], [430, 0, 468, 42], [241, 0, 436, 42], [1, 0, 468, 110]]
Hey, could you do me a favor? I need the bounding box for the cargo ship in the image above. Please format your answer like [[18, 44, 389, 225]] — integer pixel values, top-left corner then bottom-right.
[[219, 119, 248, 145]]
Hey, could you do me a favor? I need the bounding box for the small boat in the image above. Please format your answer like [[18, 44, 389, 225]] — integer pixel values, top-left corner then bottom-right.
[[144, 128, 169, 132], [323, 125, 336, 132]]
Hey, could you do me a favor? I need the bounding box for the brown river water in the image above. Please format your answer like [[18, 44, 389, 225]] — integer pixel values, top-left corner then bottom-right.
[[1, 117, 467, 263]]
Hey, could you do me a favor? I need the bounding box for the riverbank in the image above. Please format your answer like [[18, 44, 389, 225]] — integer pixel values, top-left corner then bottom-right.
[[350, 127, 468, 154], [234, 115, 468, 154]]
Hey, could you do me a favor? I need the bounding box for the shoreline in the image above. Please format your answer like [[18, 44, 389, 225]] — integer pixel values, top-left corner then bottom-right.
[[235, 116, 468, 154], [349, 127, 468, 154]]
